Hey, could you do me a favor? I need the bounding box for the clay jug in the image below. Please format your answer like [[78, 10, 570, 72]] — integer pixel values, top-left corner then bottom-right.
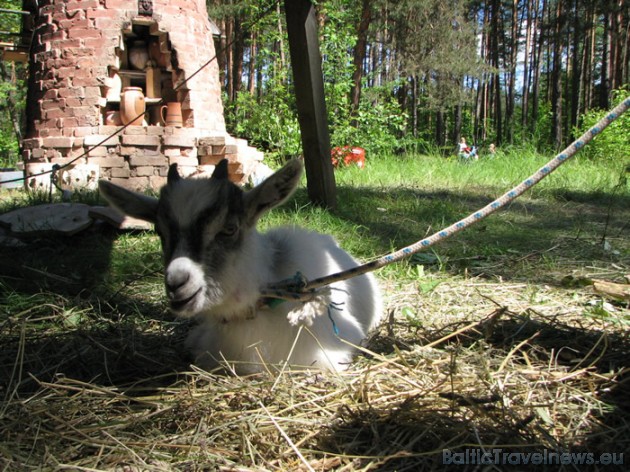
[[120, 87, 145, 126], [161, 102, 183, 127]]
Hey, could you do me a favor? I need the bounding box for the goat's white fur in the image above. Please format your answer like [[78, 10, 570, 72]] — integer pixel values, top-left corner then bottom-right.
[[99, 159, 382, 373]]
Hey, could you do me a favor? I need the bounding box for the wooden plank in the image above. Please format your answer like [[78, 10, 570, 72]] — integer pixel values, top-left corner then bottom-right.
[[285, 0, 336, 209], [1, 49, 28, 62], [593, 280, 630, 302]]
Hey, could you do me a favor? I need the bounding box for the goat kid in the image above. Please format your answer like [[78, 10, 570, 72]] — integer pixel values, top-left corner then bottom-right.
[[99, 159, 382, 373]]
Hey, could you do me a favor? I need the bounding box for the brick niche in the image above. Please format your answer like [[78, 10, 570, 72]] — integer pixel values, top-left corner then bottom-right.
[[22, 0, 263, 191]]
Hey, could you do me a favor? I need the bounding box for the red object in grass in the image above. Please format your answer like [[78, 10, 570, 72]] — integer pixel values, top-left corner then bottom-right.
[[331, 146, 366, 168]]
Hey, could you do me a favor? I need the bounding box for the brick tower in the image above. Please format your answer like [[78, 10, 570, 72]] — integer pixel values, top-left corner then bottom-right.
[[22, 0, 262, 191]]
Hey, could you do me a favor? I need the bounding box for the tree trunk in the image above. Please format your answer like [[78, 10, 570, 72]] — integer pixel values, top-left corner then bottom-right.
[[600, 9, 610, 108], [622, 0, 630, 87], [490, 0, 502, 144], [225, 15, 234, 101], [576, 0, 594, 113], [216, 16, 228, 91], [610, 0, 626, 91], [551, 0, 565, 150], [522, 0, 534, 130], [276, 1, 286, 83], [531, 0, 546, 134], [452, 104, 462, 147], [411, 75, 418, 138], [350, 0, 371, 117], [379, 5, 389, 86], [248, 32, 257, 95], [505, 0, 519, 144], [580, 2, 595, 112], [569, 0, 582, 137], [475, 4, 490, 143], [232, 16, 244, 102], [435, 110, 445, 147]]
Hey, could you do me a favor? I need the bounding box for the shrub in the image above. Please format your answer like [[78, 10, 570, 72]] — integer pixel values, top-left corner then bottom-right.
[[574, 87, 630, 163]]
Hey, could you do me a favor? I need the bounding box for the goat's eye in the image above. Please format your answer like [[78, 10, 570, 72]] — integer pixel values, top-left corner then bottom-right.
[[219, 223, 238, 238]]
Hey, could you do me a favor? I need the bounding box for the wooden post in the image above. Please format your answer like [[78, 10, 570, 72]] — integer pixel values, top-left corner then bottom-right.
[[285, 0, 336, 209]]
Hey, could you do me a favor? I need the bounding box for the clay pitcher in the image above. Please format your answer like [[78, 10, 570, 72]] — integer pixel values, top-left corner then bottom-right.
[[120, 87, 145, 126], [161, 102, 183, 127]]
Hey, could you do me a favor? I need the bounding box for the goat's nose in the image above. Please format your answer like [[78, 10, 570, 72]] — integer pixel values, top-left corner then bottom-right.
[[166, 271, 189, 293]]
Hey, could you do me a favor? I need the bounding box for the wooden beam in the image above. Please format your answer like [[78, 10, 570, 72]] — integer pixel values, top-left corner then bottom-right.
[[0, 49, 28, 63], [285, 0, 336, 209]]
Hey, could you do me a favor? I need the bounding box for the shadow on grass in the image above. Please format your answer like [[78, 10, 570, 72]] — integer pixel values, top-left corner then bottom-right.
[[0, 225, 189, 396], [317, 314, 630, 471], [277, 184, 630, 283], [0, 319, 190, 394]]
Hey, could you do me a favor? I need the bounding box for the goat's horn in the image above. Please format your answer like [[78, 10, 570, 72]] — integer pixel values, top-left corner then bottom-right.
[[212, 159, 229, 180]]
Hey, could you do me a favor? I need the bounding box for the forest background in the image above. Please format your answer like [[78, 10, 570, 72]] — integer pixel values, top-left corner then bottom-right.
[[0, 0, 628, 168]]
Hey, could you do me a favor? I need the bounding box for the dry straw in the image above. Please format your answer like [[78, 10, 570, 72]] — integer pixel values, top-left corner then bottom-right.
[[1, 274, 628, 470]]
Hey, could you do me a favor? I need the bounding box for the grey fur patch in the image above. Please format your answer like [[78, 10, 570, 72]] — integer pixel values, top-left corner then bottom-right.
[[155, 175, 246, 266]]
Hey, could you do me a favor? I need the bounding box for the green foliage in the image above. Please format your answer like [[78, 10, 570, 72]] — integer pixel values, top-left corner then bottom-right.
[[0, 0, 21, 33], [224, 87, 301, 164], [0, 78, 21, 165], [0, 79, 23, 168], [525, 101, 554, 154], [330, 86, 409, 155], [574, 88, 630, 163], [223, 0, 409, 160], [319, 0, 409, 154], [0, 0, 25, 168]]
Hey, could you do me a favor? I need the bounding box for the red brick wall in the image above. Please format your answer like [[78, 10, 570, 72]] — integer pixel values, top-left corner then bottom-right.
[[23, 0, 263, 190], [26, 0, 224, 138]]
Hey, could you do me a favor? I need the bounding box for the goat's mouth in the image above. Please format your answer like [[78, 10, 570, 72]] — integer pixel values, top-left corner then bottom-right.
[[169, 287, 204, 313]]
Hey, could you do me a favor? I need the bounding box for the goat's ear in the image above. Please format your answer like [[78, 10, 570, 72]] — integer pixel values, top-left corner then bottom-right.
[[167, 163, 181, 185], [98, 180, 159, 223], [243, 159, 302, 224], [212, 159, 229, 180]]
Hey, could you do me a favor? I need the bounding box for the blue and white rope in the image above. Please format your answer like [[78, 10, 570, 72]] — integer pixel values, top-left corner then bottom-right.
[[261, 97, 630, 302]]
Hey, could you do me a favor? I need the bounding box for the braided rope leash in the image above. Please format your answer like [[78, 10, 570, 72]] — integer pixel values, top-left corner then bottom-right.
[[261, 97, 630, 302]]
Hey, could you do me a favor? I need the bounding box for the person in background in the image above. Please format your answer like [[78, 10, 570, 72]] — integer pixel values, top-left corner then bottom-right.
[[488, 143, 496, 157], [458, 137, 471, 162], [459, 137, 469, 154]]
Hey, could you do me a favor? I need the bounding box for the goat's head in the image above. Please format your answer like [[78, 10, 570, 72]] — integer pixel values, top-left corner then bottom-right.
[[99, 159, 302, 317]]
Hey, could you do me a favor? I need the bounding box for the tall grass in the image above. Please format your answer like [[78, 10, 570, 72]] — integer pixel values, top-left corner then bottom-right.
[[335, 151, 628, 197], [259, 151, 629, 267]]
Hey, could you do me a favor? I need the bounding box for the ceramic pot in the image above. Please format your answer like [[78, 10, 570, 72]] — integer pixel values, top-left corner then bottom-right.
[[128, 40, 149, 70], [120, 87, 145, 126], [104, 110, 122, 126], [161, 102, 183, 127]]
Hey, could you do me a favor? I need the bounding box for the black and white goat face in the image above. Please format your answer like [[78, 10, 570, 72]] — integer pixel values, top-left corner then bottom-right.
[[99, 159, 302, 318]]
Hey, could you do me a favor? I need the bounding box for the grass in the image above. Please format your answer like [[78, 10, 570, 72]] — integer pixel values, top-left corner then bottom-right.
[[1, 151, 629, 471]]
